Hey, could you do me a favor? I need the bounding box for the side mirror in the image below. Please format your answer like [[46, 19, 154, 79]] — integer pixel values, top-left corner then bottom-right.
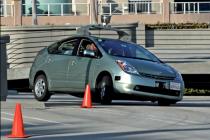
[[83, 50, 96, 57]]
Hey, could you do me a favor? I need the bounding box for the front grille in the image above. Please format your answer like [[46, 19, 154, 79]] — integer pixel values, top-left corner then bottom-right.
[[139, 72, 175, 80], [134, 85, 180, 97]]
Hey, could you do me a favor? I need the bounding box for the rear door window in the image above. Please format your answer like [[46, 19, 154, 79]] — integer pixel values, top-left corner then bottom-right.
[[58, 39, 80, 56], [48, 38, 80, 55]]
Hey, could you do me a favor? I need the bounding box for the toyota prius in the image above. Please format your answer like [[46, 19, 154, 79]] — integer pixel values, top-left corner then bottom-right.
[[29, 26, 184, 106]]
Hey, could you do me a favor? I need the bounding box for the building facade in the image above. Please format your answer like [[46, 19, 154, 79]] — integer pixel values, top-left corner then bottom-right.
[[1, 0, 210, 26]]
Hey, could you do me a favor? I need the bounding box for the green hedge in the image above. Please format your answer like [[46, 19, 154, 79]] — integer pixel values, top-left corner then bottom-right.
[[184, 88, 210, 96], [146, 23, 209, 30]]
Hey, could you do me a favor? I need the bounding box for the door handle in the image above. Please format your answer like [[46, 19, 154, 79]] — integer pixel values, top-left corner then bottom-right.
[[72, 60, 76, 66], [47, 58, 52, 63]]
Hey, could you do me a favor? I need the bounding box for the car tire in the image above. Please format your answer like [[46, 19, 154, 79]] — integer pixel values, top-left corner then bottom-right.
[[98, 76, 113, 105], [33, 75, 51, 101]]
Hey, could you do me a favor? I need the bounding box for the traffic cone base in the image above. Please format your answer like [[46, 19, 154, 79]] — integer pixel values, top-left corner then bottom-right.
[[81, 84, 92, 108], [81, 106, 92, 108], [7, 134, 30, 138], [7, 103, 31, 138]]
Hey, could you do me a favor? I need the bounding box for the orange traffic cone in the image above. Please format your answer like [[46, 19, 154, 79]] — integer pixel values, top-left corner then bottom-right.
[[81, 84, 92, 108], [7, 103, 30, 138]]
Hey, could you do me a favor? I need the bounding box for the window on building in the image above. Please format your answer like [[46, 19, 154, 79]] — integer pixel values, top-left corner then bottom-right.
[[128, 0, 152, 13], [174, 0, 210, 13]]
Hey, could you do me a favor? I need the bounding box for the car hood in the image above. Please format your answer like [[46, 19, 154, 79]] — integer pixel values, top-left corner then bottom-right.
[[117, 57, 176, 78]]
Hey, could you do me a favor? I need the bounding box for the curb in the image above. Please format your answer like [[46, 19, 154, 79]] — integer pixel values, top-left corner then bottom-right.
[[1, 101, 45, 109]]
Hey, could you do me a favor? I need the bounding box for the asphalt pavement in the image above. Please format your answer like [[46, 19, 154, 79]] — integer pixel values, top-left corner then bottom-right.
[[1, 91, 210, 140]]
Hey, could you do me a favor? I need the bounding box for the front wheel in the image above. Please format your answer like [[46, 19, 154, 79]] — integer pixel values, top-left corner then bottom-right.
[[98, 76, 113, 105], [33, 75, 51, 101]]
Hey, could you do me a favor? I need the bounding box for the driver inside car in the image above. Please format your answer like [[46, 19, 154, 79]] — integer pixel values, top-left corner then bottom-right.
[[86, 43, 97, 51], [86, 43, 98, 57]]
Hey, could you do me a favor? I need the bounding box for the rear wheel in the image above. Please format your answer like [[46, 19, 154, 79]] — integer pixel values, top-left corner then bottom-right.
[[97, 76, 113, 105], [33, 75, 51, 101]]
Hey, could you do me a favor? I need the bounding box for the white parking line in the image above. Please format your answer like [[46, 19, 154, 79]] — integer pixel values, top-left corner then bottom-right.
[[147, 117, 186, 125], [1, 117, 37, 126], [2, 112, 61, 124], [24, 130, 137, 139], [147, 114, 201, 125]]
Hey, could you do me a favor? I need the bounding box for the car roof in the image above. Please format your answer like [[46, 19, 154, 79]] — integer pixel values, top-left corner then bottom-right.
[[55, 35, 115, 43], [77, 25, 130, 41], [52, 24, 129, 42], [53, 25, 130, 44]]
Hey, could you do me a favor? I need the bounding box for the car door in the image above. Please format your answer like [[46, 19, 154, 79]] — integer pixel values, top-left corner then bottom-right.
[[46, 38, 80, 91], [67, 38, 99, 91]]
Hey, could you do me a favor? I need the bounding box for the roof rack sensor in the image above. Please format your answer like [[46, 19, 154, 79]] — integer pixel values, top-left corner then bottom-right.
[[101, 15, 111, 26], [76, 25, 130, 41]]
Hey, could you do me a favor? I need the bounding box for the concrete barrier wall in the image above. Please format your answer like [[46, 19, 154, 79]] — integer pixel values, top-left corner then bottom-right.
[[145, 29, 210, 74]]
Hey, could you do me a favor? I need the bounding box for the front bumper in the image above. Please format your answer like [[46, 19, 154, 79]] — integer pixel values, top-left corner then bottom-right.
[[113, 72, 184, 101]]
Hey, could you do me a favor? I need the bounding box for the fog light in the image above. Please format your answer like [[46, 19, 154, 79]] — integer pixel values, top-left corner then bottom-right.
[[115, 76, 121, 81], [134, 86, 140, 91]]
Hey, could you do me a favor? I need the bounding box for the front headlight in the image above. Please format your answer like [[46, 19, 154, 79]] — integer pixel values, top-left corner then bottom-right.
[[176, 71, 183, 81], [116, 60, 139, 75]]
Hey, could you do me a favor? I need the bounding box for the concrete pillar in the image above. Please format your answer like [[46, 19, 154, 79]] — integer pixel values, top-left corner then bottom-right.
[[13, 0, 22, 26], [32, 0, 38, 25], [90, 0, 98, 24], [0, 35, 10, 101], [162, 0, 170, 23], [136, 23, 146, 47]]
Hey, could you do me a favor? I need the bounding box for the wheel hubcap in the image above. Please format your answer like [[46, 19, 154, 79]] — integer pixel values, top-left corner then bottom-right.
[[35, 79, 45, 97], [100, 86, 106, 100]]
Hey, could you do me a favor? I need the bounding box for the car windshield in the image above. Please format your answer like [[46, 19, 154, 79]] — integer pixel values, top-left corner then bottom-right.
[[97, 38, 161, 63]]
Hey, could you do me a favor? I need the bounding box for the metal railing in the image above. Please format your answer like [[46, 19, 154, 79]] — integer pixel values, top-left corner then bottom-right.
[[171, 2, 210, 14], [98, 2, 162, 15], [2, 2, 210, 17], [22, 2, 162, 16], [0, 4, 14, 17], [22, 3, 89, 16]]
